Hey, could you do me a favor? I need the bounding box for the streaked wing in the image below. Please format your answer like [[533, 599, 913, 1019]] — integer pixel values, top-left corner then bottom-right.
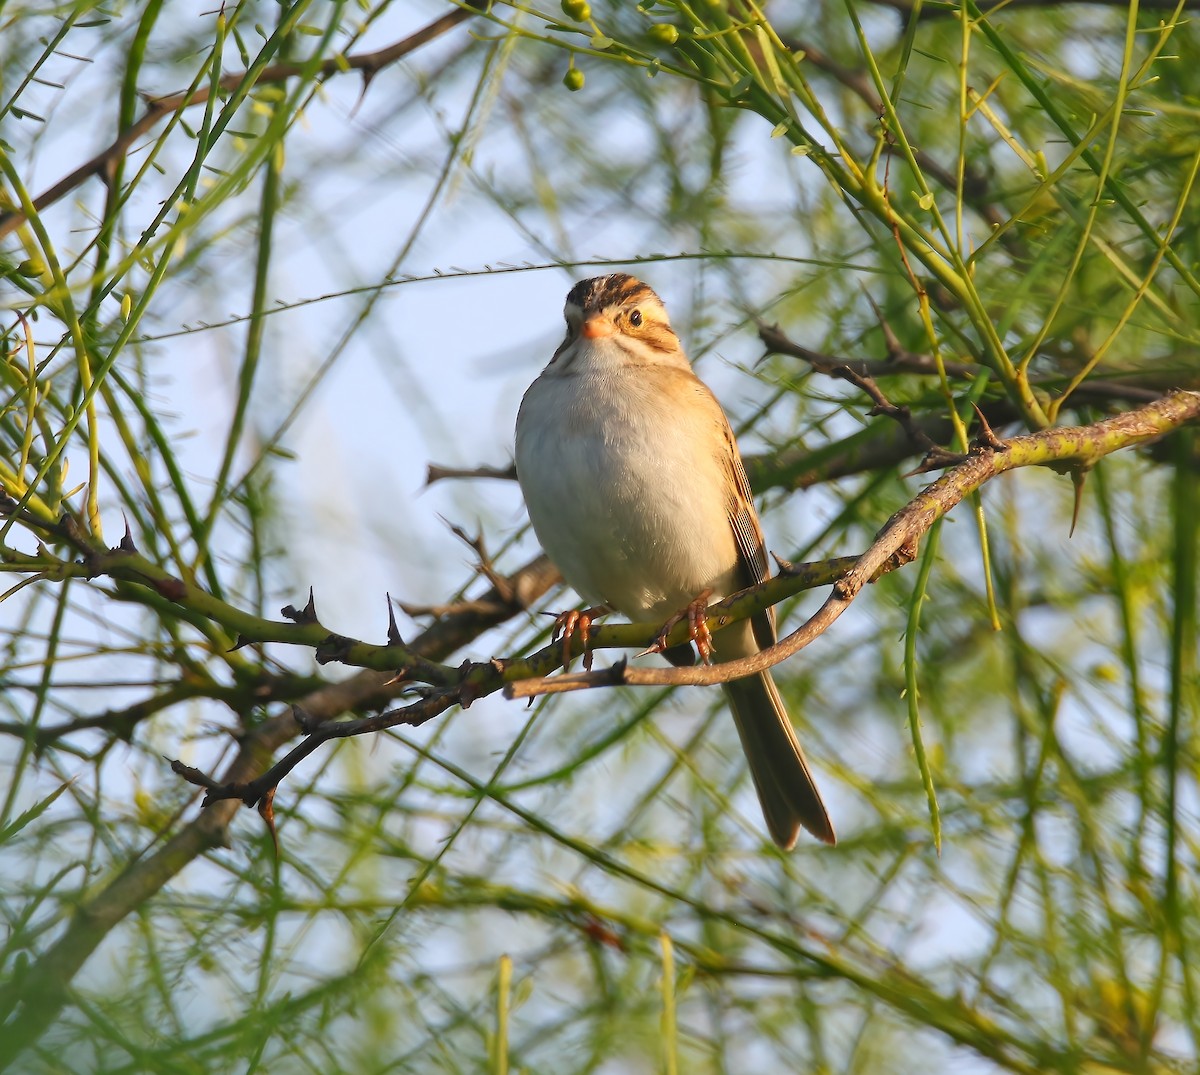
[[721, 423, 778, 651]]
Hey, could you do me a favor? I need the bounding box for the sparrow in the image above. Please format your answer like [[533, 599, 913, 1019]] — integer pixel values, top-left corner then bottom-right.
[[514, 273, 835, 848]]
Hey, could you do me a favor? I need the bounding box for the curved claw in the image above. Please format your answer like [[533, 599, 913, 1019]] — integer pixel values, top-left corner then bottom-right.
[[639, 589, 715, 665], [551, 606, 607, 670]]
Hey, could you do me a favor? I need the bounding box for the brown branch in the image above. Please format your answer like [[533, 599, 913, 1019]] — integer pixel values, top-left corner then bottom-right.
[[426, 462, 517, 486], [428, 419, 981, 497], [507, 390, 1200, 699], [0, 2, 485, 242], [759, 321, 1173, 406], [169, 556, 860, 807], [756, 320, 1194, 481], [0, 671, 321, 749], [746, 417, 967, 491], [172, 691, 462, 809], [760, 322, 956, 460], [0, 508, 476, 686], [0, 544, 557, 1070], [758, 320, 980, 383]]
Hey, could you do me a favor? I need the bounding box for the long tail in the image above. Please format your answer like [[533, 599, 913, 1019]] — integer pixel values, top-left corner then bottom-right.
[[722, 672, 835, 848]]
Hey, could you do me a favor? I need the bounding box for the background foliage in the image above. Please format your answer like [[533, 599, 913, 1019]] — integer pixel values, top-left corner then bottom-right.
[[1, 0, 1198, 1071]]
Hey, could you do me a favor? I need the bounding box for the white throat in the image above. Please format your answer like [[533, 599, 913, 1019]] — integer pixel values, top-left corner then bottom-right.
[[552, 333, 686, 377]]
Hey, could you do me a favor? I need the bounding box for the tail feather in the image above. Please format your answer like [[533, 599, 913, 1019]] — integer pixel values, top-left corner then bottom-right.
[[722, 672, 835, 848]]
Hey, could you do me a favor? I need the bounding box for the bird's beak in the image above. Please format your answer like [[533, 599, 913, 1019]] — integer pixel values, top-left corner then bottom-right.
[[581, 315, 615, 340]]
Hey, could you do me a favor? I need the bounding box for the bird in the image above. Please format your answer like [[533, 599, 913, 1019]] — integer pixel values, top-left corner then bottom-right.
[[514, 273, 835, 848]]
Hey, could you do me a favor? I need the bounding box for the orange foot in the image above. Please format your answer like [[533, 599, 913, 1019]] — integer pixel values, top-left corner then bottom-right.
[[552, 606, 608, 671], [640, 589, 715, 665]]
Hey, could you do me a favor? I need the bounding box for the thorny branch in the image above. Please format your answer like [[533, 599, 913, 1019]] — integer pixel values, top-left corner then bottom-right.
[[507, 390, 1200, 698], [1, 387, 1195, 1070], [160, 390, 1200, 804], [0, 546, 559, 1068], [168, 554, 861, 810]]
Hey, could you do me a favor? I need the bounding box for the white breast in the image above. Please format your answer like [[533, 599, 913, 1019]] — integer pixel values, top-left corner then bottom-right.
[[515, 363, 741, 621]]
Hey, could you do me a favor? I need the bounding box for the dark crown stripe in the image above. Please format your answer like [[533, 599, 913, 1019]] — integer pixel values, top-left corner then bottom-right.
[[567, 273, 660, 314]]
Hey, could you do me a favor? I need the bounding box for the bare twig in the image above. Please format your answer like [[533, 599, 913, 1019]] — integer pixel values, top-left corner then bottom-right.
[[446, 522, 516, 603], [0, 3, 486, 241], [759, 321, 962, 465], [426, 462, 517, 485], [759, 322, 1172, 406], [0, 672, 319, 749]]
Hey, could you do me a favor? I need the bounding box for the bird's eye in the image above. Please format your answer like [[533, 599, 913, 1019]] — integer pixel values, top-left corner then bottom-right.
[[629, 309, 643, 327]]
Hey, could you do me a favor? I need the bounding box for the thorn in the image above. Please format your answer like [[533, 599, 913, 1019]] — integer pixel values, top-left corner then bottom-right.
[[1069, 468, 1087, 538], [771, 551, 794, 574], [228, 634, 251, 651], [386, 594, 404, 646], [258, 787, 279, 858], [117, 515, 138, 553], [383, 669, 411, 687], [281, 587, 319, 624], [441, 516, 475, 549], [349, 72, 372, 119], [971, 404, 1007, 451], [904, 446, 967, 476], [167, 756, 220, 791], [457, 659, 480, 708]]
